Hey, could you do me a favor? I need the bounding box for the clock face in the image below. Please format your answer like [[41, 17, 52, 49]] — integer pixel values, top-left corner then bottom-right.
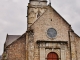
[[47, 28, 57, 38]]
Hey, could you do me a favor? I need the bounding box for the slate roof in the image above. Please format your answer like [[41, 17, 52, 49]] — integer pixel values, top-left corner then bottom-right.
[[0, 55, 2, 60], [5, 35, 21, 47]]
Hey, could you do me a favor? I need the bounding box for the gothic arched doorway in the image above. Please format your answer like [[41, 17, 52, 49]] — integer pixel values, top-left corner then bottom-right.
[[47, 52, 58, 60]]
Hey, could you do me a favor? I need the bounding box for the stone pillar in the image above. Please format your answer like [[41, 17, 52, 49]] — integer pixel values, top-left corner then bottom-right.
[[61, 44, 66, 60], [70, 32, 77, 60], [40, 43, 45, 60], [71, 41, 76, 60], [27, 30, 34, 60], [40, 48, 45, 60], [61, 50, 66, 60]]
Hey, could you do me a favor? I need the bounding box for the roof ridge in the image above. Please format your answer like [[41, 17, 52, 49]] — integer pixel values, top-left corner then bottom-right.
[[8, 35, 21, 36]]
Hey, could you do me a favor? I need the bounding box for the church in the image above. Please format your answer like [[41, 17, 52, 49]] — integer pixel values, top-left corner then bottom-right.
[[2, 0, 80, 60]]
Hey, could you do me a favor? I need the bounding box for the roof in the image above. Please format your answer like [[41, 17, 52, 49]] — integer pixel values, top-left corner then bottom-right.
[[5, 35, 21, 47], [0, 55, 2, 60]]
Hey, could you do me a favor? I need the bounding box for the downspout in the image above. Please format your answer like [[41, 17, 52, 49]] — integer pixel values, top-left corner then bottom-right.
[[68, 25, 72, 60]]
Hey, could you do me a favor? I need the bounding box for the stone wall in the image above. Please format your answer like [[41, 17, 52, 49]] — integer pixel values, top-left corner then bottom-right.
[[31, 6, 70, 42], [6, 34, 26, 60], [70, 32, 77, 60], [75, 35, 80, 60]]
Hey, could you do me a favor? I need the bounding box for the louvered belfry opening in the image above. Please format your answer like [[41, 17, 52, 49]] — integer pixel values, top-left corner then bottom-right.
[[47, 52, 59, 60]]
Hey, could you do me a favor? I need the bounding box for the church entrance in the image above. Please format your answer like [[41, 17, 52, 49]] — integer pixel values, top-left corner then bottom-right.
[[47, 52, 58, 60]]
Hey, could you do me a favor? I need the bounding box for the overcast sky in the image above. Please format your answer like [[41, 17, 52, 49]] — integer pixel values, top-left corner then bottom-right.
[[0, 0, 80, 55]]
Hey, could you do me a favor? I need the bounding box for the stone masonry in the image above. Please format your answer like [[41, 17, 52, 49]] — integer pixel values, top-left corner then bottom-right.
[[2, 0, 80, 60]]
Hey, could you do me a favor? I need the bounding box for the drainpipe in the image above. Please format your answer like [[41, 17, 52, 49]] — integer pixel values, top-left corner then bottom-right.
[[68, 25, 72, 60]]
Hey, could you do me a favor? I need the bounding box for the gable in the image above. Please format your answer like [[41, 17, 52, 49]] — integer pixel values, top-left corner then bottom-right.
[[5, 33, 26, 48], [30, 5, 71, 41], [30, 5, 70, 28], [5, 33, 26, 60], [5, 35, 21, 47]]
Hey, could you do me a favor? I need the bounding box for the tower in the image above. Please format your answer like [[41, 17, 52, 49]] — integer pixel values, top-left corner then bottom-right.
[[27, 0, 47, 28]]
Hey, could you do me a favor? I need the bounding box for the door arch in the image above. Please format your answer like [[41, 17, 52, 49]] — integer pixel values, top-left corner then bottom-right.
[[47, 52, 58, 60]]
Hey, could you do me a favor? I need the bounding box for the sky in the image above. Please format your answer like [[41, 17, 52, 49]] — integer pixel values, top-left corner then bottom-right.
[[0, 0, 80, 55]]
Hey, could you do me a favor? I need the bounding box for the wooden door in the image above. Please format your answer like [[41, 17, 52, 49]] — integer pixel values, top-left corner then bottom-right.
[[47, 52, 58, 60]]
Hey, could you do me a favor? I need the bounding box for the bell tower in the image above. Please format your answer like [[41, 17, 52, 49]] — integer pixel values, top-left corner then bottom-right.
[[27, 0, 47, 28]]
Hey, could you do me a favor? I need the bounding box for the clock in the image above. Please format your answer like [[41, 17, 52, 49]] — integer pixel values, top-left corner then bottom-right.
[[47, 28, 57, 38]]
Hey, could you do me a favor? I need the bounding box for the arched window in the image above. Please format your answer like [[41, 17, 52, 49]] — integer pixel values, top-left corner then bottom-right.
[[47, 52, 59, 60]]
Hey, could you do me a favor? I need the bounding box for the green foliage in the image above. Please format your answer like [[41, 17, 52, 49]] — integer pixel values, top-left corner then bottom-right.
[[1, 52, 7, 60]]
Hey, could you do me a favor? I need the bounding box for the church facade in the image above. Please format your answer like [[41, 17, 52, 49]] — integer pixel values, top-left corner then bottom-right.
[[2, 0, 80, 60]]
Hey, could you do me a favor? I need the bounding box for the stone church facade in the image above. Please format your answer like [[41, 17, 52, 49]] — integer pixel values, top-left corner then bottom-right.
[[2, 0, 80, 60]]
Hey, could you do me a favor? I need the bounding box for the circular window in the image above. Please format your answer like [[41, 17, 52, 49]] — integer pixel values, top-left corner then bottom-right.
[[47, 28, 57, 38]]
